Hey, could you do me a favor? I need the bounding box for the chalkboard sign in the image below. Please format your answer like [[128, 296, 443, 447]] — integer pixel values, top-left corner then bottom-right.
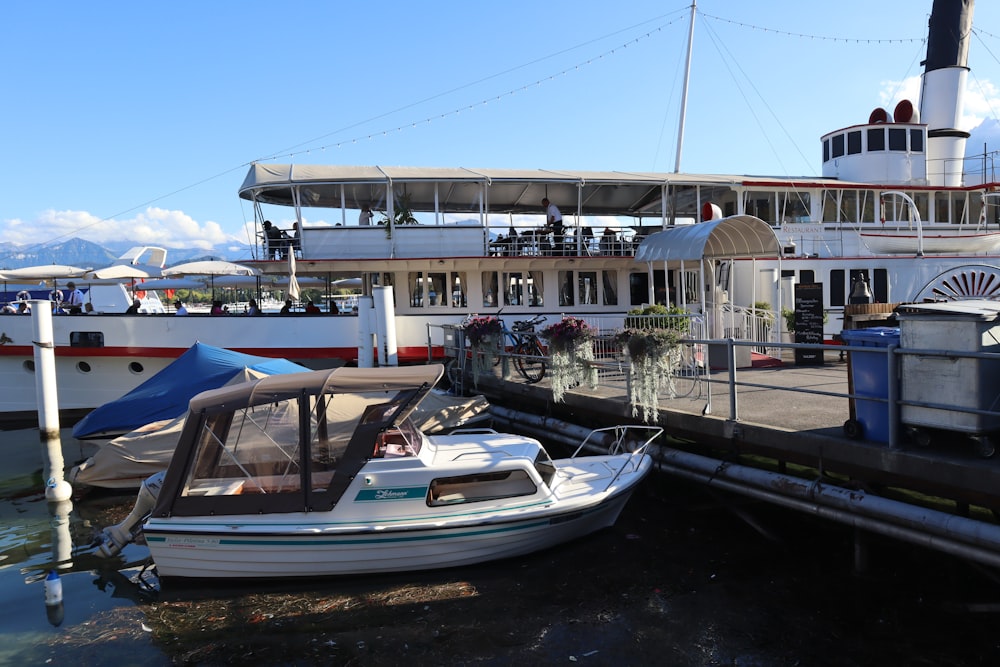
[[794, 283, 824, 365]]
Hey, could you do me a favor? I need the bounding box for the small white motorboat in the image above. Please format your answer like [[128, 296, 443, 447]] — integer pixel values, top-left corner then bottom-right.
[[100, 363, 660, 579]]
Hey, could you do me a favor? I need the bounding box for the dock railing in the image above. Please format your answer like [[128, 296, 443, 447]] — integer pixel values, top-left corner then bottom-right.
[[428, 322, 1000, 456]]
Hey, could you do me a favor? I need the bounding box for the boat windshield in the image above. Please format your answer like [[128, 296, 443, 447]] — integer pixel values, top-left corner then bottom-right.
[[373, 417, 424, 458]]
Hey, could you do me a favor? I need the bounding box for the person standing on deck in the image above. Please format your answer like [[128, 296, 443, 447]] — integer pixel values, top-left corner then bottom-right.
[[65, 282, 85, 314], [542, 198, 564, 254], [359, 204, 374, 226]]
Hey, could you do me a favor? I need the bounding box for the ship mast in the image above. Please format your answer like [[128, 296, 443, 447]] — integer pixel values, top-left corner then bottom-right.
[[673, 0, 697, 173]]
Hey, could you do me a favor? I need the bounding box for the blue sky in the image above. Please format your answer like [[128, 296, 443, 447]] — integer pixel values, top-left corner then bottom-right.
[[2, 0, 999, 261]]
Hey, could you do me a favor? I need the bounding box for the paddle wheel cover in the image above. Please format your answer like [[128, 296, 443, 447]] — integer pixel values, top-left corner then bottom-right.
[[914, 265, 1000, 301]]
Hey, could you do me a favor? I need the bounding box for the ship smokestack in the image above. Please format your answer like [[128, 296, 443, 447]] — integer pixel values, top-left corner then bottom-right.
[[920, 0, 975, 186]]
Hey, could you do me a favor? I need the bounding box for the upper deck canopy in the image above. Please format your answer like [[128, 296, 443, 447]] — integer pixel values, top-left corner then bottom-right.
[[238, 164, 818, 218]]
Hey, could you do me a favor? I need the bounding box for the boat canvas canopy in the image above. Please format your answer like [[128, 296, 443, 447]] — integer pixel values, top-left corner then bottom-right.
[[188, 364, 444, 414], [633, 215, 780, 262]]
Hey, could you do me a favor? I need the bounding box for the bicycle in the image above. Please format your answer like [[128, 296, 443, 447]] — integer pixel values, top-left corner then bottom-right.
[[497, 314, 547, 383]]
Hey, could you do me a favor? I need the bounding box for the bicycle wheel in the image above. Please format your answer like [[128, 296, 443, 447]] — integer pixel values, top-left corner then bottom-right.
[[514, 338, 546, 383]]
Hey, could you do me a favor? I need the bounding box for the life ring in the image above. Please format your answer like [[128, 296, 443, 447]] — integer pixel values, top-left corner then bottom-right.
[[50, 289, 64, 304], [16, 290, 31, 302]]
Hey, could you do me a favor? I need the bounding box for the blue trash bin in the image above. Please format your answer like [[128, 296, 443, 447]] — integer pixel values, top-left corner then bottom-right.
[[840, 327, 900, 443]]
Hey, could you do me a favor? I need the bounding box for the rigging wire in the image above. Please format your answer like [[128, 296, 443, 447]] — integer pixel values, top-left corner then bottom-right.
[[254, 12, 689, 162]]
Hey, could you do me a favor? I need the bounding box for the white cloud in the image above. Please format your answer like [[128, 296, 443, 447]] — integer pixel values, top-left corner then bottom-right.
[[880, 74, 1000, 131], [0, 207, 246, 250]]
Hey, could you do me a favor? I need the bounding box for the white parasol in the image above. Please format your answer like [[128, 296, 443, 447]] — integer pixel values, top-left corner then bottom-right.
[[163, 260, 259, 297], [162, 260, 259, 277], [287, 252, 300, 301], [84, 264, 163, 280], [0, 265, 92, 281]]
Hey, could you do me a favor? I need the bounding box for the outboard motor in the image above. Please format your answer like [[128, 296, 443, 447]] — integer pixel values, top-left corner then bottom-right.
[[98, 471, 165, 558]]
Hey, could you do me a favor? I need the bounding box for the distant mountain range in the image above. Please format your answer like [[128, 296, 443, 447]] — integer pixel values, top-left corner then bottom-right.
[[0, 239, 237, 270]]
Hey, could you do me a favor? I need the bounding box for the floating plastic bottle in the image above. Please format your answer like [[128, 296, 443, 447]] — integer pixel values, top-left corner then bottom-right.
[[44, 569, 62, 605]]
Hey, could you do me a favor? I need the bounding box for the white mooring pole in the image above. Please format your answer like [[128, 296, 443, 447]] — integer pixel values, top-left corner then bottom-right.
[[30, 300, 72, 502]]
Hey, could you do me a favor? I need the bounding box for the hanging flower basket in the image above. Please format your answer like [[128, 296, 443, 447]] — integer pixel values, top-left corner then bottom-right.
[[464, 316, 503, 386], [614, 327, 684, 424], [464, 316, 502, 347], [540, 317, 598, 402]]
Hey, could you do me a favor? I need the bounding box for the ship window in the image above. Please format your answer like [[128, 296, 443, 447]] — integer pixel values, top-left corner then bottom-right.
[[558, 271, 574, 306], [428, 272, 447, 307], [831, 134, 845, 158], [504, 271, 543, 307], [629, 272, 649, 306], [745, 192, 773, 220], [847, 131, 862, 155], [578, 271, 598, 305], [867, 128, 886, 151], [823, 138, 830, 162], [778, 192, 810, 224], [450, 272, 467, 308], [800, 270, 815, 284], [830, 269, 846, 307], [888, 128, 907, 151], [859, 190, 876, 223], [873, 269, 888, 303], [482, 272, 499, 308], [70, 331, 104, 347], [935, 192, 951, 223], [910, 129, 924, 152], [409, 271, 448, 307], [602, 270, 619, 306], [427, 469, 537, 506]]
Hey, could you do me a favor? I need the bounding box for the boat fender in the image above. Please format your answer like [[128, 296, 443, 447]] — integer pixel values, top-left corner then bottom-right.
[[16, 290, 30, 302]]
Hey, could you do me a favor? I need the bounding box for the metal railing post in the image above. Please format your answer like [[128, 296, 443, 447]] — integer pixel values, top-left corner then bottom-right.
[[887, 344, 900, 450], [728, 338, 739, 420]]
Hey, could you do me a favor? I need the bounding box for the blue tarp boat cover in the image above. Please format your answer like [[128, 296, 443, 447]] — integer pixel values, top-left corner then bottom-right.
[[72, 342, 307, 438]]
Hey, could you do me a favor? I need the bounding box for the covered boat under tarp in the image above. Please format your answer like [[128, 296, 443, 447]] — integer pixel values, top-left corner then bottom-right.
[[71, 342, 308, 439]]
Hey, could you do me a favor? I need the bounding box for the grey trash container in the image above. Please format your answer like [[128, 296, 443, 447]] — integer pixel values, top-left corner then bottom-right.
[[894, 300, 1000, 457]]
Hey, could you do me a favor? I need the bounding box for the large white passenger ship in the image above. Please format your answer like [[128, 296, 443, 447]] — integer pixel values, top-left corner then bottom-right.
[[0, 0, 993, 421]]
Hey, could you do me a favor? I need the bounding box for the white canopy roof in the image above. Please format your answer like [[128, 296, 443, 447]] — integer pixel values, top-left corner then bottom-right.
[[239, 164, 783, 218], [634, 215, 780, 263]]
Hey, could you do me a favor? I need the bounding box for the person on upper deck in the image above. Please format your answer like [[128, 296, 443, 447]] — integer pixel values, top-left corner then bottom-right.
[[280, 299, 293, 314], [65, 282, 85, 314], [262, 220, 286, 259], [125, 299, 141, 314], [600, 227, 617, 254], [247, 299, 261, 316], [305, 300, 321, 314], [541, 198, 564, 253], [174, 300, 189, 316], [287, 222, 301, 257], [210, 300, 225, 315], [359, 205, 374, 226]]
